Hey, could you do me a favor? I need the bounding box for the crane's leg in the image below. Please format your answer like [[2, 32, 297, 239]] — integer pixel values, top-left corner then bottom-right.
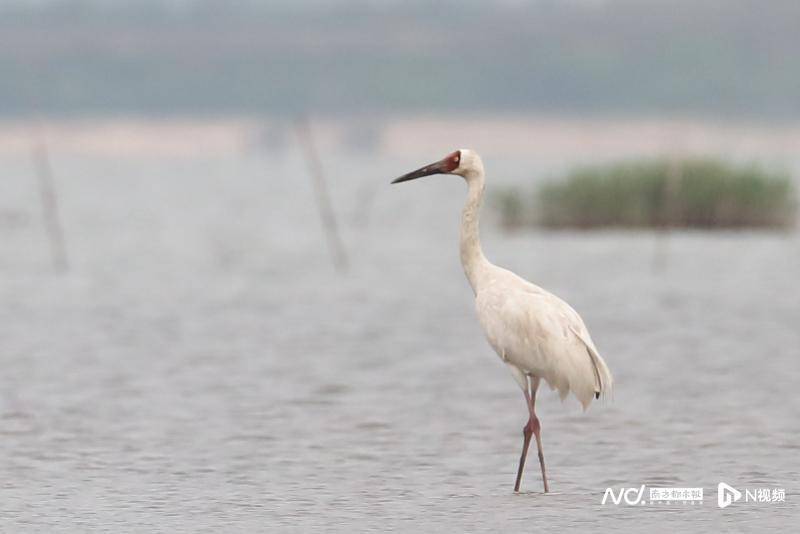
[[514, 376, 549, 493], [529, 376, 549, 493], [513, 382, 533, 492]]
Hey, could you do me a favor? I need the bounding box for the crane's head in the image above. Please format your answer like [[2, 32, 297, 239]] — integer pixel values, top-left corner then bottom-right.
[[391, 149, 484, 184]]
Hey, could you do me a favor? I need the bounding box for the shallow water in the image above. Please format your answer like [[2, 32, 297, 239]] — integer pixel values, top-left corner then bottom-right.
[[0, 151, 798, 531]]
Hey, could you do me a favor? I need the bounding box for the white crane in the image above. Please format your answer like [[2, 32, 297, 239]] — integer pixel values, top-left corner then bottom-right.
[[392, 149, 613, 493]]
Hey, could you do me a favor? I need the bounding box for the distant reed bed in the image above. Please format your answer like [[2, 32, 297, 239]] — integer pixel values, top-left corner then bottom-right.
[[495, 158, 797, 230]]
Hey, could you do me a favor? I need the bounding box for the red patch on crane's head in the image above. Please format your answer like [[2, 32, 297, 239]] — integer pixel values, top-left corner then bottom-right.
[[442, 150, 461, 172]]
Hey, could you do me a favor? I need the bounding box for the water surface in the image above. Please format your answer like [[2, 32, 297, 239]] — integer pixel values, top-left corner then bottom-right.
[[0, 152, 797, 531]]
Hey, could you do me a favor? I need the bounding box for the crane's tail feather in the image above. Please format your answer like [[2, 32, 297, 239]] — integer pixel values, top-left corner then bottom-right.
[[587, 346, 613, 400], [568, 325, 614, 408]]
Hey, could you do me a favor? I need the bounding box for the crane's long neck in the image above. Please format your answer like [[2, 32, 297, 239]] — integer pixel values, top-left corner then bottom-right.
[[460, 172, 491, 294]]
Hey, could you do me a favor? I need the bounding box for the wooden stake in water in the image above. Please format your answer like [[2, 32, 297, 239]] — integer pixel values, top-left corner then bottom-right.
[[31, 125, 69, 273], [294, 117, 349, 273], [653, 155, 682, 272]]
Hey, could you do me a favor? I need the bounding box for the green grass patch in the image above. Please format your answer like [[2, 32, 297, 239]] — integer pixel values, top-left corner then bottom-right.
[[494, 158, 797, 230]]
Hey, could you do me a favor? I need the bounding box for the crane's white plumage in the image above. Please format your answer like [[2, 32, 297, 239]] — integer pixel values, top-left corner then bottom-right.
[[475, 267, 613, 409], [392, 148, 613, 492]]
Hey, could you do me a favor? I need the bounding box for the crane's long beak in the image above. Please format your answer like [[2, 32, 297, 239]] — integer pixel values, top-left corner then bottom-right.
[[391, 158, 452, 184]]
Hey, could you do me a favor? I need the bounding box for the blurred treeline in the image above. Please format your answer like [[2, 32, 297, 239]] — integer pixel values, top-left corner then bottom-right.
[[2, 0, 799, 118]]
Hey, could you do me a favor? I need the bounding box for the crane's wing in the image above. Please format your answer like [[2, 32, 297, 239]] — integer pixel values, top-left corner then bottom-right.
[[476, 277, 613, 410]]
